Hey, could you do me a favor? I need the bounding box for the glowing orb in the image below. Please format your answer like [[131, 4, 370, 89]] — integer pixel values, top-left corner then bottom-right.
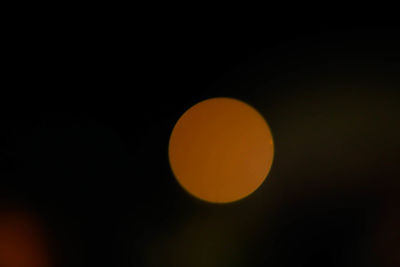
[[169, 97, 274, 203], [0, 209, 50, 267]]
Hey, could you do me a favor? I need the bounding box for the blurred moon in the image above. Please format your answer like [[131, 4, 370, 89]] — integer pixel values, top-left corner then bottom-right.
[[169, 97, 274, 203], [0, 209, 50, 267]]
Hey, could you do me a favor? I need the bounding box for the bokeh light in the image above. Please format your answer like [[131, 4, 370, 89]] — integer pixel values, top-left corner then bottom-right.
[[169, 97, 274, 203], [0, 208, 51, 267]]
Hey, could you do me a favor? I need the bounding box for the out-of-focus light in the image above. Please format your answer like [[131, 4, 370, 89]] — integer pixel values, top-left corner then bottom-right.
[[0, 209, 51, 267], [169, 97, 274, 203]]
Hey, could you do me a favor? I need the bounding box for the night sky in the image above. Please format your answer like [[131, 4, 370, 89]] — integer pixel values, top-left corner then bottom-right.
[[1, 21, 399, 267]]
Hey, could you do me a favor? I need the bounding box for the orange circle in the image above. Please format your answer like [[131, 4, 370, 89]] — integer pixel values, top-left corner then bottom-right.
[[169, 97, 274, 203], [0, 210, 50, 267]]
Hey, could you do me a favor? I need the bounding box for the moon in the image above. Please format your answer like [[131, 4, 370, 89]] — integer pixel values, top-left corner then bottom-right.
[[169, 97, 274, 203]]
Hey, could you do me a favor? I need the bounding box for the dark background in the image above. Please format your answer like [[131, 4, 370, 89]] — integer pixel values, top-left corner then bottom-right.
[[1, 20, 399, 266]]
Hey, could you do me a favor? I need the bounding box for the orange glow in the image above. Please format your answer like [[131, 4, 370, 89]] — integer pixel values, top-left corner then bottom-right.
[[0, 210, 50, 267], [169, 97, 274, 203]]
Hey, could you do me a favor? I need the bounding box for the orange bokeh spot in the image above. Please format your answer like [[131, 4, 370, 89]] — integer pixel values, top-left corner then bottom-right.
[[0, 209, 51, 267], [169, 97, 274, 203]]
